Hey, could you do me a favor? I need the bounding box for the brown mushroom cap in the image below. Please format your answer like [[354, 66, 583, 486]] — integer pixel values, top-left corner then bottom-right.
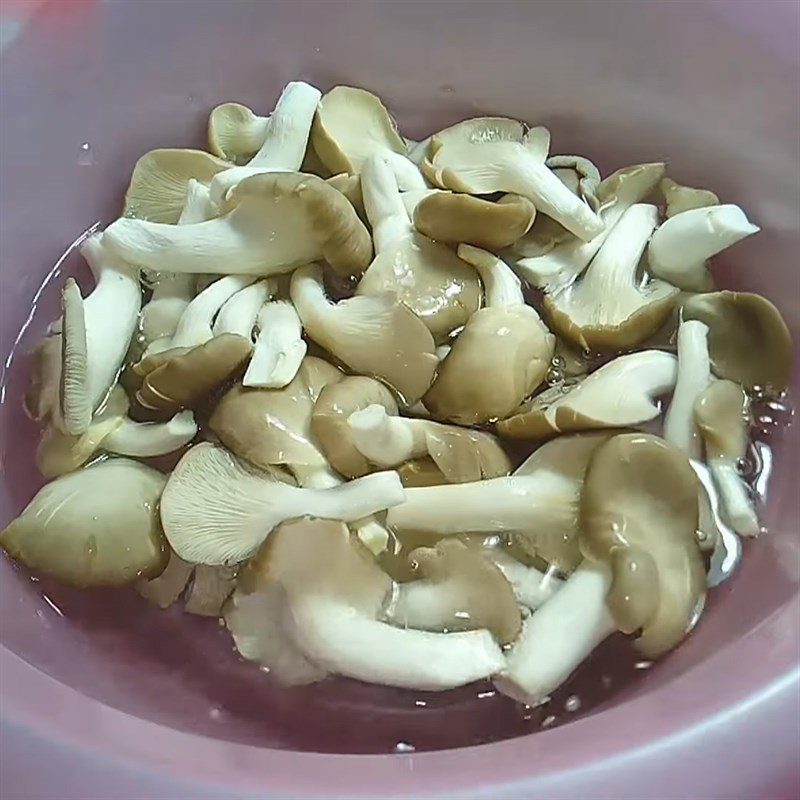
[[413, 192, 536, 250], [184, 565, 239, 616], [326, 172, 366, 219], [424, 425, 511, 483], [694, 379, 750, 460], [424, 306, 555, 425], [580, 433, 705, 657], [682, 291, 793, 393], [207, 102, 269, 164], [123, 148, 229, 223], [311, 376, 399, 478], [397, 458, 448, 487]]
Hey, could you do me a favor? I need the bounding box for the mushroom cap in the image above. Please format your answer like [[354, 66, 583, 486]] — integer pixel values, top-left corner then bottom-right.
[[423, 305, 555, 425], [682, 291, 793, 393], [210, 356, 343, 471], [413, 192, 536, 250], [311, 375, 399, 478], [356, 231, 482, 344], [694, 379, 749, 460], [395, 539, 522, 644], [1, 459, 168, 587], [207, 102, 269, 163], [326, 172, 366, 219], [134, 333, 252, 419], [397, 458, 448, 487], [661, 177, 719, 218], [424, 425, 511, 483], [311, 85, 407, 175], [123, 148, 230, 222], [25, 334, 62, 424], [580, 433, 705, 657], [136, 549, 194, 609], [184, 565, 239, 617]]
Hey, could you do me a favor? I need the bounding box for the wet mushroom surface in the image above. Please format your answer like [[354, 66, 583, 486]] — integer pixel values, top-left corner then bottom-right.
[[1, 79, 794, 748]]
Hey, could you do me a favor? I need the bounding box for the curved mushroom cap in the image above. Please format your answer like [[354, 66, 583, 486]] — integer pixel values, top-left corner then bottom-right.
[[661, 177, 719, 218], [413, 192, 536, 250], [356, 231, 482, 344], [123, 148, 230, 222], [498, 350, 678, 440], [397, 458, 448, 487], [207, 102, 270, 163], [682, 291, 793, 393], [422, 424, 511, 483], [694, 380, 749, 460], [209, 357, 343, 471], [580, 433, 705, 657], [423, 306, 555, 425], [134, 333, 252, 419], [326, 173, 366, 219], [311, 376, 399, 478], [389, 539, 522, 644], [311, 85, 407, 175], [1, 459, 168, 587]]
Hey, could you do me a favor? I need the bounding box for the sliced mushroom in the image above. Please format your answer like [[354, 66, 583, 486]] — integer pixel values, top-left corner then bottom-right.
[[661, 177, 719, 219], [242, 301, 306, 389], [1, 459, 168, 587], [580, 433, 706, 657], [207, 102, 270, 164], [213, 280, 274, 340]]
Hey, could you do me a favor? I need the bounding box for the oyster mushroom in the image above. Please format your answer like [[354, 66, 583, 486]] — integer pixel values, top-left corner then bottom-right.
[[396, 458, 449, 488], [384, 539, 522, 644], [242, 301, 307, 389], [545, 154, 601, 211], [423, 246, 554, 424], [103, 171, 373, 279], [544, 203, 678, 351], [161, 443, 405, 565], [1, 459, 168, 587], [356, 155, 481, 343], [184, 565, 239, 617], [207, 102, 270, 164], [580, 433, 706, 657], [290, 264, 437, 405], [213, 280, 273, 340], [136, 549, 194, 609], [326, 172, 366, 219], [497, 350, 677, 439], [661, 177, 719, 219], [648, 204, 759, 292], [422, 117, 603, 241], [413, 192, 536, 250], [682, 291, 793, 394], [311, 85, 423, 190], [346, 403, 510, 482], [482, 547, 563, 610], [695, 380, 759, 536]]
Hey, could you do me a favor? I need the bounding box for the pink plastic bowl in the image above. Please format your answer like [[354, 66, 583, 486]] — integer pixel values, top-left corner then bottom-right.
[[1, 2, 798, 798]]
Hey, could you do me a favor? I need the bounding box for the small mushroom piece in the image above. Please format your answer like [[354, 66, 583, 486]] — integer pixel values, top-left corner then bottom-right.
[[695, 380, 759, 536], [25, 335, 62, 425], [290, 264, 437, 405], [648, 205, 760, 292], [346, 403, 511, 482], [310, 376, 400, 478], [160, 442, 405, 565], [497, 350, 677, 439], [384, 539, 522, 644], [208, 102, 270, 163], [682, 291, 793, 393], [242, 301, 306, 389], [544, 204, 678, 351], [545, 155, 601, 211], [580, 433, 706, 656], [357, 155, 481, 343], [422, 118, 603, 242], [136, 549, 194, 609], [134, 333, 252, 418], [213, 280, 273, 340], [661, 177, 719, 219], [184, 565, 238, 617], [514, 162, 666, 292], [483, 548, 563, 610], [103, 171, 373, 279], [1, 459, 168, 587], [311, 85, 423, 189], [494, 562, 615, 706], [123, 149, 230, 223], [413, 192, 536, 250]]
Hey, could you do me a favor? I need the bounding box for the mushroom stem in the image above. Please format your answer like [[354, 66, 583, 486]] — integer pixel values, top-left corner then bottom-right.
[[487, 549, 563, 610], [213, 280, 274, 340], [709, 459, 760, 537], [178, 178, 216, 224], [457, 245, 524, 308], [361, 154, 413, 251], [290, 597, 505, 691], [494, 562, 615, 706], [242, 301, 307, 389], [102, 410, 198, 457], [664, 320, 711, 459], [648, 205, 760, 291], [347, 404, 428, 467], [140, 273, 196, 346], [383, 151, 428, 191]]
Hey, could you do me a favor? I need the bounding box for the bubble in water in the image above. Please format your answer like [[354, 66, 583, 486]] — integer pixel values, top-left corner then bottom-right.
[[78, 142, 94, 166], [209, 706, 223, 720], [541, 714, 557, 728], [565, 695, 581, 713], [394, 741, 415, 753]]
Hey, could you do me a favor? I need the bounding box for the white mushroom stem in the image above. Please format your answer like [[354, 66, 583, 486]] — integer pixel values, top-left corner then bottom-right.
[[664, 320, 711, 460], [103, 411, 198, 457], [179, 178, 216, 224], [407, 137, 431, 166], [290, 597, 505, 691], [213, 280, 273, 340], [347, 404, 428, 467], [169, 275, 256, 350], [709, 459, 760, 537], [361, 154, 413, 251], [487, 549, 563, 610], [457, 244, 525, 308], [242, 301, 307, 389], [648, 205, 760, 291], [494, 562, 615, 706]]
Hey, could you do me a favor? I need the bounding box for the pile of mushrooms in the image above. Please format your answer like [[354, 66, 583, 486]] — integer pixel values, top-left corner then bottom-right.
[[3, 81, 793, 705]]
